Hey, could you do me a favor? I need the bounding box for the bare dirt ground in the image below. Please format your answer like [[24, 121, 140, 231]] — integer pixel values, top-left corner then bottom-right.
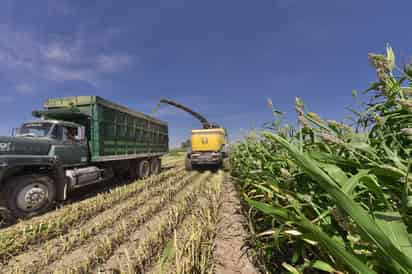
[[213, 176, 260, 274]]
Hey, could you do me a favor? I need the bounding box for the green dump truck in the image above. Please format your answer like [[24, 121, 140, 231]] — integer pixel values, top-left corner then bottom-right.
[[0, 96, 169, 218]]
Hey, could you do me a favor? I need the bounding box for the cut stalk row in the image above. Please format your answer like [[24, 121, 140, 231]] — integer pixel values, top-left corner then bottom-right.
[[49, 172, 212, 274], [150, 171, 224, 274], [121, 172, 223, 274], [0, 167, 184, 264], [4, 171, 199, 273], [173, 171, 223, 274]]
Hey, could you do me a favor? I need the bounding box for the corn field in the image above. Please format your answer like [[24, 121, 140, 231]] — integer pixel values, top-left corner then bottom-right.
[[230, 47, 412, 273]]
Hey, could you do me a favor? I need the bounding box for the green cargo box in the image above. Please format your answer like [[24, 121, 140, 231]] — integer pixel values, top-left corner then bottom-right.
[[42, 96, 169, 162]]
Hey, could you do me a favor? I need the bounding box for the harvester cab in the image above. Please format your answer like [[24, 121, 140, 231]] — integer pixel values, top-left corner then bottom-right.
[[155, 99, 228, 170]]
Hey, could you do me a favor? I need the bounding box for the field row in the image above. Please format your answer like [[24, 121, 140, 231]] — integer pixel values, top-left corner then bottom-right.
[[0, 165, 185, 264], [0, 164, 232, 274]]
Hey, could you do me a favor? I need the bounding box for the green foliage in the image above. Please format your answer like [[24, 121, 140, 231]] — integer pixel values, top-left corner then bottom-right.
[[180, 139, 191, 149], [230, 47, 412, 273]]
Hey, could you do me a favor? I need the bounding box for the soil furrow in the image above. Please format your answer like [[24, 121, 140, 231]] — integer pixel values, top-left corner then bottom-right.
[[213, 176, 259, 274]]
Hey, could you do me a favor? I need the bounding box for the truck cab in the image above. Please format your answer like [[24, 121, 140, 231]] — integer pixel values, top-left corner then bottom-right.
[[0, 119, 93, 218], [16, 120, 89, 165], [36, 120, 88, 166]]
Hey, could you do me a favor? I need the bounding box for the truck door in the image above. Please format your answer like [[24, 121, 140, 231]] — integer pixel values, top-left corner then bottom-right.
[[51, 125, 89, 166]]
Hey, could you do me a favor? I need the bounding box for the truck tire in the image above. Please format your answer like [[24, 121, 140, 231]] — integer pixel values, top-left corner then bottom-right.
[[150, 158, 161, 175], [138, 160, 151, 179], [5, 175, 56, 219], [185, 157, 193, 171]]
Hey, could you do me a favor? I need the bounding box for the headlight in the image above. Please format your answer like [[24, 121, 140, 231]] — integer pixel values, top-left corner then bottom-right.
[[0, 160, 8, 168]]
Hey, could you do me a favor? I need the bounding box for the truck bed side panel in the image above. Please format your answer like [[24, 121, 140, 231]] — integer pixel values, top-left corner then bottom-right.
[[45, 96, 169, 162], [91, 98, 168, 161]]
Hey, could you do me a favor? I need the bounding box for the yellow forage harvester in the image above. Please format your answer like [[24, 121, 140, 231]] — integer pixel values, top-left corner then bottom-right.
[[156, 99, 228, 171]]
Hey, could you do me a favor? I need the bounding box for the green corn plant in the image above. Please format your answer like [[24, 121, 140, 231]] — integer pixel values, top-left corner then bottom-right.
[[231, 46, 412, 273]]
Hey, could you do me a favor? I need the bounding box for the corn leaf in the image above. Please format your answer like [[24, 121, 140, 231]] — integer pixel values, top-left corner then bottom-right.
[[264, 132, 412, 272], [342, 169, 370, 196], [319, 163, 348, 187], [370, 165, 407, 180], [308, 151, 362, 168], [248, 198, 376, 274], [298, 217, 376, 274], [282, 262, 301, 274], [246, 199, 290, 219], [311, 260, 336, 273], [361, 175, 392, 209], [374, 212, 412, 258]]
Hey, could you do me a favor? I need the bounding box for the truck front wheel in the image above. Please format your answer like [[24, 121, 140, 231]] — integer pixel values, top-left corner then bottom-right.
[[5, 175, 56, 219]]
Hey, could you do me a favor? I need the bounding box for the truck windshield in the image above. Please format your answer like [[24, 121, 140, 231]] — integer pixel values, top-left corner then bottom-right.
[[16, 122, 53, 138]]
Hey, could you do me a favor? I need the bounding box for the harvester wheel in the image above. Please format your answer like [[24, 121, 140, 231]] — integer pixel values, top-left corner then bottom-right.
[[223, 158, 230, 171], [185, 157, 193, 171]]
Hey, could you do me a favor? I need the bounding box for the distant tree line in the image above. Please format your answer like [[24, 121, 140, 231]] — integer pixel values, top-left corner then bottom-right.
[[180, 139, 191, 149]]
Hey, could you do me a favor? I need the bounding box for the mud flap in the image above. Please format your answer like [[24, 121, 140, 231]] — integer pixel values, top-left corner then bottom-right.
[[56, 182, 68, 201], [53, 162, 68, 201]]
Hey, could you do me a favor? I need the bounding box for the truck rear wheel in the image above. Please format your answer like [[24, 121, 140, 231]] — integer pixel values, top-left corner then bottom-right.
[[150, 158, 161, 175], [138, 160, 151, 179], [5, 175, 56, 219]]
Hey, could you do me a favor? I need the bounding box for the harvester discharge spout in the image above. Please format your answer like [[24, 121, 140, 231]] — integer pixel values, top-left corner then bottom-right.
[[157, 98, 219, 129]]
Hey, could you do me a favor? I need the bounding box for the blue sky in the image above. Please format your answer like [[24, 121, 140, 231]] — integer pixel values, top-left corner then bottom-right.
[[0, 0, 410, 147]]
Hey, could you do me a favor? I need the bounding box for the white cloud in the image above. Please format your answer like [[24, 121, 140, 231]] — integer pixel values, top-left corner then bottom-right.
[[0, 24, 135, 88], [15, 83, 35, 95], [45, 65, 97, 85], [98, 54, 133, 72], [42, 43, 72, 62]]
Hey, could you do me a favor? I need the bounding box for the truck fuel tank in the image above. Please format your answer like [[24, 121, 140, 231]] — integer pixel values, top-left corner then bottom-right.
[[66, 166, 103, 188]]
